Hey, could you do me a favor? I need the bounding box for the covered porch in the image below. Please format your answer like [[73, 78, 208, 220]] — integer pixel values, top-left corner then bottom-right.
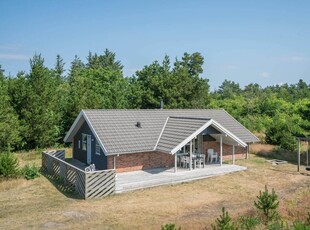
[[164, 117, 248, 173], [115, 164, 247, 193]]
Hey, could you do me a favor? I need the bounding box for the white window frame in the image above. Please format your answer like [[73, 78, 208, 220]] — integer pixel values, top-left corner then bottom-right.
[[95, 141, 101, 155], [82, 133, 87, 151]]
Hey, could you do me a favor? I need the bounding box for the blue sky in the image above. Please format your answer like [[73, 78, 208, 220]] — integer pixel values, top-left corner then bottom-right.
[[1, 0, 309, 90]]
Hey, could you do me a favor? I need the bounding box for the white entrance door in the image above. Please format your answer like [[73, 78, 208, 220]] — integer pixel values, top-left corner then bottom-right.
[[87, 135, 92, 164]]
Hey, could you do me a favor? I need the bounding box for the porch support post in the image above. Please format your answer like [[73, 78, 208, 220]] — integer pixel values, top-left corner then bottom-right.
[[220, 135, 223, 166], [298, 138, 300, 172], [246, 144, 249, 159], [190, 140, 193, 170], [113, 156, 116, 170], [174, 153, 177, 173], [232, 145, 235, 165]]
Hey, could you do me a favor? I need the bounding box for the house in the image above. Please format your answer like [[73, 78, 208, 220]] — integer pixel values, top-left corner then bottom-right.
[[64, 109, 259, 173]]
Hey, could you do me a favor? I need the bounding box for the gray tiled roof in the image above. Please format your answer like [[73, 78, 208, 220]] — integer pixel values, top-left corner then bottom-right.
[[156, 117, 210, 153], [80, 109, 259, 155]]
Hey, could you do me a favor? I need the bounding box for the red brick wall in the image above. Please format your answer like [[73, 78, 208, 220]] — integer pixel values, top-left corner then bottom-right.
[[203, 141, 246, 160], [106, 141, 247, 173], [107, 151, 174, 173]]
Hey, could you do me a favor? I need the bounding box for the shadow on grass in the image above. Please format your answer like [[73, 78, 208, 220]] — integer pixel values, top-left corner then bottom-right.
[[40, 169, 83, 200], [254, 148, 308, 166], [300, 172, 310, 177]]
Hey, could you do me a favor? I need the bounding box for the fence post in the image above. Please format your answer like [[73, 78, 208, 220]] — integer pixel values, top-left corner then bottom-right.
[[60, 162, 66, 182], [47, 156, 52, 173], [42, 150, 116, 199]]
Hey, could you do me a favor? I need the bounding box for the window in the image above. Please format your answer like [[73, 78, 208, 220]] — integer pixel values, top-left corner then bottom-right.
[[82, 134, 87, 151], [95, 141, 101, 155]]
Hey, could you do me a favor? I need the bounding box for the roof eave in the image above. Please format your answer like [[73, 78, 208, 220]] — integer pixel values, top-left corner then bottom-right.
[[211, 120, 247, 147], [169, 119, 247, 154], [63, 110, 109, 156], [63, 111, 84, 142], [83, 111, 108, 155], [170, 120, 213, 154]]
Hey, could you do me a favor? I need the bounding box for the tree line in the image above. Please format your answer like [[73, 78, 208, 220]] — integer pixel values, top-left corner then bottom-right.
[[0, 49, 309, 152]]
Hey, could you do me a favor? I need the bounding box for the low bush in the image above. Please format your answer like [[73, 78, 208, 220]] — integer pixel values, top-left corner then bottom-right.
[[21, 164, 40, 180], [238, 216, 261, 230], [254, 185, 279, 225], [211, 207, 238, 230], [161, 223, 181, 230], [0, 153, 19, 178], [293, 221, 310, 230]]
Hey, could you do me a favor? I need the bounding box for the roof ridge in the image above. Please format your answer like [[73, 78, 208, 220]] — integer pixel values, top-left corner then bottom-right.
[[154, 116, 170, 150], [82, 109, 225, 111], [169, 116, 211, 120]]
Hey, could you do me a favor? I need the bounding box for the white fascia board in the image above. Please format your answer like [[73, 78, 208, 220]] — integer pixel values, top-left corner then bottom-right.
[[222, 109, 260, 142], [211, 120, 247, 147], [63, 111, 84, 142], [154, 117, 169, 150], [170, 119, 247, 155], [83, 111, 108, 156], [171, 120, 213, 155]]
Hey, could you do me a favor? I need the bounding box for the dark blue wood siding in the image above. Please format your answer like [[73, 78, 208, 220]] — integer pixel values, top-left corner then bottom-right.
[[72, 121, 107, 170]]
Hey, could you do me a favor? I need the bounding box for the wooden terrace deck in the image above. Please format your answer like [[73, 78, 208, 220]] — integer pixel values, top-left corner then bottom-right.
[[115, 164, 247, 193]]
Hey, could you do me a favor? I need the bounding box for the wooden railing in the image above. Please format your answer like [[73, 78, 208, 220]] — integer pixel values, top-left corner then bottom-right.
[[41, 150, 115, 199]]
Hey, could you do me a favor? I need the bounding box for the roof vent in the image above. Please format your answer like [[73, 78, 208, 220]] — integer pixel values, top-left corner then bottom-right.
[[136, 121, 141, 128]]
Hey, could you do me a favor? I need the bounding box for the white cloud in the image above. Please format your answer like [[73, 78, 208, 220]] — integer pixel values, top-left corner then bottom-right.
[[259, 72, 271, 78], [0, 53, 29, 60]]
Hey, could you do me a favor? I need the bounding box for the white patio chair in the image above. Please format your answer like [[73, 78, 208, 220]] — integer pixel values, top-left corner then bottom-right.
[[180, 156, 189, 168], [207, 149, 217, 163], [90, 164, 96, 171], [196, 154, 205, 168], [85, 163, 96, 172]]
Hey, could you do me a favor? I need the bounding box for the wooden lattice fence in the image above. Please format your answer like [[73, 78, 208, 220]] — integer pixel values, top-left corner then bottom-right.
[[41, 150, 115, 199]]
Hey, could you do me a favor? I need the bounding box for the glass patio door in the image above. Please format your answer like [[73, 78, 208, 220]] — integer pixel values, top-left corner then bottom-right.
[[86, 134, 92, 164]]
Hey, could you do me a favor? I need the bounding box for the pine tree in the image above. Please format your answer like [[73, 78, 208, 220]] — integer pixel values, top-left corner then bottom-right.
[[0, 65, 21, 152], [22, 54, 61, 148]]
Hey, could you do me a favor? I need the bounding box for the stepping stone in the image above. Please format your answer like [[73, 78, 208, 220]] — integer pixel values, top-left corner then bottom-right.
[[63, 211, 85, 218], [44, 221, 65, 228]]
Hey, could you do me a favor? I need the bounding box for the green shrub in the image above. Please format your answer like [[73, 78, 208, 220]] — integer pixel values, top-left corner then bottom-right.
[[21, 164, 40, 180], [254, 186, 279, 225], [267, 220, 287, 230], [238, 216, 261, 230], [293, 221, 310, 230], [0, 153, 19, 178], [211, 207, 238, 230], [161, 223, 181, 230]]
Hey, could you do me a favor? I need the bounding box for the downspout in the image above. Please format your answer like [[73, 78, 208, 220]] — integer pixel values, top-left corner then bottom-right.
[[220, 135, 223, 166], [232, 145, 235, 165], [174, 153, 177, 173], [189, 140, 193, 171]]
